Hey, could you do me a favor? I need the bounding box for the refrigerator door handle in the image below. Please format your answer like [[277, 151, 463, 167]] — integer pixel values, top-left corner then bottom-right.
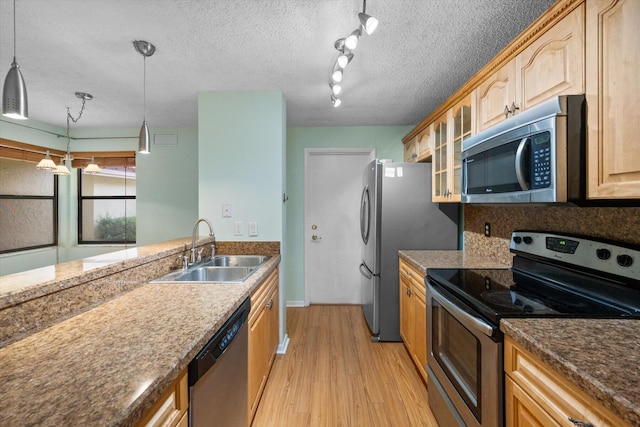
[[360, 185, 370, 244], [359, 262, 373, 279]]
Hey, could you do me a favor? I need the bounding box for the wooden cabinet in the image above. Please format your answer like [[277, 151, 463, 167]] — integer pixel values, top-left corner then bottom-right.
[[398, 259, 427, 383], [586, 0, 640, 198], [248, 267, 279, 423], [476, 59, 517, 131], [475, 4, 585, 132], [504, 336, 630, 427], [432, 95, 472, 202], [404, 126, 432, 163], [403, 138, 418, 162], [135, 369, 188, 427]]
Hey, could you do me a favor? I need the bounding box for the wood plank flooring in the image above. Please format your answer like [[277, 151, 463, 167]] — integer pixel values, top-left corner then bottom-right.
[[252, 305, 439, 426]]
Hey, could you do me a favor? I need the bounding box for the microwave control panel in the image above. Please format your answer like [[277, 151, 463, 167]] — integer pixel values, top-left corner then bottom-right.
[[531, 132, 551, 189]]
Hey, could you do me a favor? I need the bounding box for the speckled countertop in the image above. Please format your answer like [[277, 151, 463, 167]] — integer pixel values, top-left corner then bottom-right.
[[0, 253, 280, 427], [399, 249, 511, 272], [501, 318, 640, 426]]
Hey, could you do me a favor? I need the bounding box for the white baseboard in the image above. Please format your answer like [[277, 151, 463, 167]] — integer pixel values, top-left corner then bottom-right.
[[286, 300, 306, 307], [276, 334, 290, 354]]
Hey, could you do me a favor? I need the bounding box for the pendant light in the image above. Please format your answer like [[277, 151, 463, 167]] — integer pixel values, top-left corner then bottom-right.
[[2, 0, 28, 119], [358, 0, 379, 35], [134, 40, 156, 154], [36, 151, 56, 170], [84, 157, 102, 175]]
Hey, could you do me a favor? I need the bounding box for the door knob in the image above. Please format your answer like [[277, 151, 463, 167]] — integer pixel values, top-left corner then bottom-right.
[[312, 234, 322, 241]]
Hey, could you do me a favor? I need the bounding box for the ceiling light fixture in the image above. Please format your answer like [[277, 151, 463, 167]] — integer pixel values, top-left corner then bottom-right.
[[134, 40, 156, 154], [51, 92, 93, 176], [327, 0, 379, 106], [84, 157, 102, 175], [53, 158, 70, 176], [358, 0, 379, 35], [344, 29, 361, 51], [2, 0, 28, 120], [36, 151, 57, 170]]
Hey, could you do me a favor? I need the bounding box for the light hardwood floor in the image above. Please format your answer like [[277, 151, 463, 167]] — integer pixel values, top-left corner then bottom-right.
[[252, 305, 439, 426]]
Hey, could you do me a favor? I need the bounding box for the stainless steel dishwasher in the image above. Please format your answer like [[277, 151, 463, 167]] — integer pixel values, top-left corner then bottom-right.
[[188, 297, 250, 427]]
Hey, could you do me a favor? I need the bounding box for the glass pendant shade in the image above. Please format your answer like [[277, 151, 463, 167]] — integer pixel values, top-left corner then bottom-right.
[[85, 157, 102, 174], [358, 13, 379, 35], [53, 158, 70, 176], [36, 151, 57, 170], [139, 120, 151, 154]]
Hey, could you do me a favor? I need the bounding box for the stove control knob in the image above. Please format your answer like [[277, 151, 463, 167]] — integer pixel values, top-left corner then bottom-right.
[[596, 248, 611, 260], [617, 254, 634, 268], [522, 236, 533, 244], [513, 236, 522, 244]]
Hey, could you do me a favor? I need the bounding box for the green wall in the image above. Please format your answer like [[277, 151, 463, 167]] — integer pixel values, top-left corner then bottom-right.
[[284, 126, 411, 304], [198, 91, 285, 241]]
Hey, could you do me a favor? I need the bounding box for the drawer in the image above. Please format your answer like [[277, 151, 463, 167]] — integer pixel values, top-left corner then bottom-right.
[[399, 259, 426, 296]]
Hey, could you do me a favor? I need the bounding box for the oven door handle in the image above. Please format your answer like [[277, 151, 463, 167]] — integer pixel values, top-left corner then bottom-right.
[[427, 282, 496, 338]]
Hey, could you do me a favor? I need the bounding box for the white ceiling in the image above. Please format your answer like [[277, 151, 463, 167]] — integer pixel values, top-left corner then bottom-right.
[[0, 0, 556, 130]]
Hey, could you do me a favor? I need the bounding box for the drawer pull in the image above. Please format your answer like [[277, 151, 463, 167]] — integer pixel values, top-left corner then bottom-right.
[[568, 417, 593, 427]]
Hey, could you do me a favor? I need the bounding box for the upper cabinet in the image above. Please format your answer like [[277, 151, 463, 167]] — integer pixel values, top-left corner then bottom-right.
[[433, 95, 473, 202], [475, 4, 585, 132], [586, 0, 640, 198], [403, 126, 433, 163], [404, 0, 638, 201]]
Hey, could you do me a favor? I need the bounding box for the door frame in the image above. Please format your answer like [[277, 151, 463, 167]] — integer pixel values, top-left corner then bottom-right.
[[303, 148, 375, 306]]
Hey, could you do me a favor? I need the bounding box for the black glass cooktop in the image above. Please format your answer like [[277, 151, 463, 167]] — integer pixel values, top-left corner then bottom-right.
[[426, 264, 640, 325]]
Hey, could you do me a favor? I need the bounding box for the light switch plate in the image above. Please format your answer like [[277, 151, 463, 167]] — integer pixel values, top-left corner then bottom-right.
[[248, 222, 258, 236], [234, 221, 243, 236], [222, 203, 232, 218]]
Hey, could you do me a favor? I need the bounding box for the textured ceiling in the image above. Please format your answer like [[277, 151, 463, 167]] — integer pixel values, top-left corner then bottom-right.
[[0, 0, 556, 130]]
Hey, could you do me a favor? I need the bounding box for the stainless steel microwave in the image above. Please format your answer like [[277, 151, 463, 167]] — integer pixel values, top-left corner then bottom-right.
[[462, 95, 585, 204]]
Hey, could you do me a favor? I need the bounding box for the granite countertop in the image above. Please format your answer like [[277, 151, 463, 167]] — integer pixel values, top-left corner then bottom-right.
[[0, 255, 280, 427], [399, 249, 511, 273], [501, 318, 640, 426]]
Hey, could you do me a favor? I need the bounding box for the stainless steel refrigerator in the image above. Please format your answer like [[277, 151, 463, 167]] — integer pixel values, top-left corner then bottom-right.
[[359, 160, 458, 341]]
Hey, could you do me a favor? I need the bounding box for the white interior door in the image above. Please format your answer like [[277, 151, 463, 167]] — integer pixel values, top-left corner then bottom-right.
[[304, 148, 375, 305]]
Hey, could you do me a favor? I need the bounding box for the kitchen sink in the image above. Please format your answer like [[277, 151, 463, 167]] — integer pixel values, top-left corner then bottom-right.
[[150, 255, 270, 283], [204, 255, 270, 267], [174, 266, 253, 282]]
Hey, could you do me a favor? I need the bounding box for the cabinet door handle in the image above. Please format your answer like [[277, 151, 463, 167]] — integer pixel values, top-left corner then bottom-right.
[[406, 288, 412, 296], [266, 300, 274, 310], [504, 104, 510, 118], [568, 417, 593, 427]]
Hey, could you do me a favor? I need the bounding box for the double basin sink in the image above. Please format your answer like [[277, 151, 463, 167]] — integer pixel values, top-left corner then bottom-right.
[[151, 255, 270, 283]]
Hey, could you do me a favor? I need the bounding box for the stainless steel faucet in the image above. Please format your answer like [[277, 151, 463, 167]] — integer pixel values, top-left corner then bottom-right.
[[191, 218, 215, 263]]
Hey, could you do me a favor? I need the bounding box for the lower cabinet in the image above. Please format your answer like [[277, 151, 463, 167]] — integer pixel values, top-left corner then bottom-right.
[[504, 336, 630, 427], [135, 368, 188, 427], [398, 259, 428, 383], [248, 267, 280, 424]]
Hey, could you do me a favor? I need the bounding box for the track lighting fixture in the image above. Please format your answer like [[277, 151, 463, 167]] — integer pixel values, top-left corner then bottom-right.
[[134, 40, 156, 154], [358, 0, 379, 35], [344, 29, 361, 51], [327, 0, 379, 106], [2, 0, 28, 119], [330, 82, 342, 96]]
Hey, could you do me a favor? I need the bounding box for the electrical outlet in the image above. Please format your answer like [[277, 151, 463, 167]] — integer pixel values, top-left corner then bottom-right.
[[234, 221, 243, 236], [248, 222, 258, 237], [484, 222, 491, 237]]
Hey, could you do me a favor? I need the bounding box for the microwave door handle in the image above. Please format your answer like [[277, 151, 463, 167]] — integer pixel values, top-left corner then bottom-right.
[[427, 282, 495, 338], [515, 137, 530, 191]]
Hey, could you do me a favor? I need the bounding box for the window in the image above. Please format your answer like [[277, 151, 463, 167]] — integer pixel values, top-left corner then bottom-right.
[[78, 165, 136, 244], [0, 157, 58, 254]]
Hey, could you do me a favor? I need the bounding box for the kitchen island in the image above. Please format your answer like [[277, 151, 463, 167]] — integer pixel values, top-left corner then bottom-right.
[[0, 239, 280, 426]]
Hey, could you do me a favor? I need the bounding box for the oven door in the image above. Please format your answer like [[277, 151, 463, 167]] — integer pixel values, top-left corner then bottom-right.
[[426, 280, 503, 427]]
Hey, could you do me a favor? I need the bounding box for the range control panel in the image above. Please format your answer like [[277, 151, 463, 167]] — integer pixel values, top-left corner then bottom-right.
[[510, 231, 639, 281]]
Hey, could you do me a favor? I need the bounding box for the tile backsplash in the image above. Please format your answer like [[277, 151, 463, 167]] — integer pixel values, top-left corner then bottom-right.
[[463, 205, 640, 265]]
